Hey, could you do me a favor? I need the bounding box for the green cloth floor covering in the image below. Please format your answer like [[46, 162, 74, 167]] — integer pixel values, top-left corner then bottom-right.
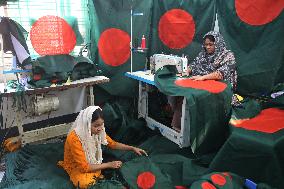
[[0, 142, 275, 189]]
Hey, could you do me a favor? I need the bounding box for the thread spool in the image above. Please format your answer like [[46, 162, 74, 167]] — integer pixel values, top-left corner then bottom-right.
[[141, 35, 146, 49]]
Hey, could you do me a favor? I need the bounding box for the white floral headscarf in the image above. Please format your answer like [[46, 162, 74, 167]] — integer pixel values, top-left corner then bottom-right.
[[69, 106, 108, 164]]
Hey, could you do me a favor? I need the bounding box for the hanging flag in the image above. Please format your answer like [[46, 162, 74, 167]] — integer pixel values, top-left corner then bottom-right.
[[217, 0, 284, 95]]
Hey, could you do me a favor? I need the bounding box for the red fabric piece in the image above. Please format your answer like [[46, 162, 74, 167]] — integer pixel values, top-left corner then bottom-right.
[[235, 0, 284, 26], [137, 171, 156, 189], [30, 15, 76, 55], [201, 182, 217, 189], [222, 172, 232, 180], [211, 174, 226, 186], [233, 108, 284, 133], [175, 78, 227, 94], [98, 28, 130, 67], [175, 186, 188, 189], [158, 9, 195, 49], [33, 74, 41, 81]]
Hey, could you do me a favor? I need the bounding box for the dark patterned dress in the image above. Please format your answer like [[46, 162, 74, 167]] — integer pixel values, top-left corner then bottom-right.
[[189, 31, 239, 105]]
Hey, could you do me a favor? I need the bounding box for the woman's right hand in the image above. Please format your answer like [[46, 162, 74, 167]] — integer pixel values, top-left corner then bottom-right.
[[187, 67, 192, 76], [107, 161, 123, 169]]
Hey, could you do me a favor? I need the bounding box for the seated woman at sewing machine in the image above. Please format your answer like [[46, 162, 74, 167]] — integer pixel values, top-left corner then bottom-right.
[[58, 106, 147, 189], [188, 31, 237, 87], [170, 31, 238, 131]]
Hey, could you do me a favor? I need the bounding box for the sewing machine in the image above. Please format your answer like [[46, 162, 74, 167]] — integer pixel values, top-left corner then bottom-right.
[[150, 54, 188, 76]]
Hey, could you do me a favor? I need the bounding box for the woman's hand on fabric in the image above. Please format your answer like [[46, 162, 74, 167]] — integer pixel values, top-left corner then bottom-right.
[[112, 142, 148, 156], [132, 147, 148, 156], [187, 67, 192, 75], [190, 75, 206, 81], [107, 161, 123, 169]]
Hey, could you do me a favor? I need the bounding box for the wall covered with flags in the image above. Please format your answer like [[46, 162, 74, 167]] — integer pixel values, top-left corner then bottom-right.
[[1, 0, 283, 96], [88, 0, 216, 97], [87, 0, 284, 97]]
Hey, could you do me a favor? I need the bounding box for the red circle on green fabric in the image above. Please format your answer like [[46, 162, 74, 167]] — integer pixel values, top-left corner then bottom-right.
[[98, 28, 130, 67], [222, 172, 232, 180], [175, 186, 188, 189], [158, 9, 195, 49], [175, 78, 227, 94], [201, 182, 217, 189], [30, 15, 76, 55], [235, 0, 284, 26], [233, 108, 284, 133], [137, 171, 156, 189], [211, 174, 226, 186], [33, 74, 41, 81]]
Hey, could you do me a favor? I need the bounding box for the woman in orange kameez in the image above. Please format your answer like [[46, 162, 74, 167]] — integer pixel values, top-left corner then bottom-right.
[[58, 106, 147, 188]]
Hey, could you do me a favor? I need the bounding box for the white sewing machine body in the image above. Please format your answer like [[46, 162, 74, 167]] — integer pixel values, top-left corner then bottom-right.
[[150, 54, 188, 75], [125, 71, 191, 148]]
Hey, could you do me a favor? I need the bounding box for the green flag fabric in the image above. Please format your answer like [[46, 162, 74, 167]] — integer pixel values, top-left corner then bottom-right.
[[154, 66, 233, 156], [29, 55, 98, 88], [231, 98, 262, 120], [120, 156, 174, 189], [88, 180, 124, 189], [89, 0, 153, 97], [210, 108, 284, 188], [1, 139, 276, 189], [149, 0, 216, 60], [190, 172, 244, 189], [217, 0, 284, 95], [0, 143, 74, 189]]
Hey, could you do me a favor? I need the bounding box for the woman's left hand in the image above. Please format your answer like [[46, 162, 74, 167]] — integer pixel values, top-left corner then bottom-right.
[[132, 147, 148, 156], [190, 75, 206, 81]]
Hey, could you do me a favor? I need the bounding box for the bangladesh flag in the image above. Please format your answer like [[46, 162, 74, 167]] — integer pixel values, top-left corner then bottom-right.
[[89, 0, 153, 97], [217, 0, 284, 95], [149, 0, 216, 61]]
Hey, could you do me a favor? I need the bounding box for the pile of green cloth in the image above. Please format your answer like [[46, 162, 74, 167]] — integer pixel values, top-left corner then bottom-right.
[[29, 55, 100, 88]]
